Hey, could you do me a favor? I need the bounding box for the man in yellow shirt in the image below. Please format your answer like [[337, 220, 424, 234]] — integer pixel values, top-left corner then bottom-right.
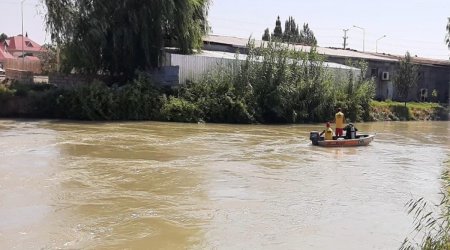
[[320, 122, 334, 140], [334, 108, 345, 137]]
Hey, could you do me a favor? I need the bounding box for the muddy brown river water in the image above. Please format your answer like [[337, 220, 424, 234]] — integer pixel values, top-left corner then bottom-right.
[[0, 120, 449, 249]]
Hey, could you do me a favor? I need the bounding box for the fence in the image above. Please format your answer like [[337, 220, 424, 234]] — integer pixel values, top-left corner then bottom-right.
[[165, 52, 360, 85], [4, 58, 42, 74], [5, 69, 34, 84], [166, 53, 238, 84]]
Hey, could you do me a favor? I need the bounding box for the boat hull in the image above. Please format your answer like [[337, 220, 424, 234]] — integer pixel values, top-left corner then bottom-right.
[[314, 134, 375, 147]]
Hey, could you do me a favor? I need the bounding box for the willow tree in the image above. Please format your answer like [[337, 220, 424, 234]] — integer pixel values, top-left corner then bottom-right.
[[44, 0, 209, 77]]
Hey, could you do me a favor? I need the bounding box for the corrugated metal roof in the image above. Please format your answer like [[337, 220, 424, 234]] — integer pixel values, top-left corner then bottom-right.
[[195, 50, 360, 70], [364, 52, 450, 66], [204, 35, 450, 66]]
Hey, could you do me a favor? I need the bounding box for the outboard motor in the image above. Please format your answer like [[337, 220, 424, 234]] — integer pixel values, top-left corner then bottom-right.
[[309, 131, 320, 145], [350, 126, 356, 139]]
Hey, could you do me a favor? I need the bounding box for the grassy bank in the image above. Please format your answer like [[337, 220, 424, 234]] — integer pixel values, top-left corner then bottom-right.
[[370, 100, 448, 121]]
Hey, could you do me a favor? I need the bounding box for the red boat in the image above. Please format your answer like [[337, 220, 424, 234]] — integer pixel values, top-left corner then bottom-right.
[[309, 131, 375, 147]]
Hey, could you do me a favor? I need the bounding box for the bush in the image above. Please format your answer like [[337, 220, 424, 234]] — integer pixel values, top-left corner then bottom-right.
[[114, 73, 164, 120], [0, 84, 15, 100], [49, 74, 164, 120], [160, 96, 201, 122]]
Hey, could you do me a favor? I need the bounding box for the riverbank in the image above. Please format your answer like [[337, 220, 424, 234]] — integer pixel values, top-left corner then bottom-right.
[[1, 80, 448, 122], [1, 94, 447, 122], [370, 100, 449, 121]]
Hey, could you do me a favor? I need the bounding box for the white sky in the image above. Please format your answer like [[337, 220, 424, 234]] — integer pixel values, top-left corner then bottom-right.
[[0, 0, 449, 60]]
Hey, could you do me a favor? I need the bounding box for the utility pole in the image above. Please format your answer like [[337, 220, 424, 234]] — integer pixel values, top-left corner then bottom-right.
[[343, 29, 349, 49], [353, 25, 365, 52], [376, 35, 387, 53], [21, 0, 26, 69]]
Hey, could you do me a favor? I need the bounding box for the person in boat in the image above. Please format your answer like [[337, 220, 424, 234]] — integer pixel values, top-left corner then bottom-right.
[[319, 122, 334, 140], [333, 108, 345, 138], [344, 123, 358, 139]]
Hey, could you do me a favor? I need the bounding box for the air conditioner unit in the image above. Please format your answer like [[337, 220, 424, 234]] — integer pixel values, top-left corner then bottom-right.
[[420, 88, 428, 102], [381, 72, 390, 81]]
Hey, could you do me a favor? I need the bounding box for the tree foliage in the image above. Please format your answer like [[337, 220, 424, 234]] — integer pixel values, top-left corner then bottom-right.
[[272, 16, 283, 40], [283, 16, 300, 43], [446, 18, 450, 51], [262, 28, 271, 41], [394, 52, 419, 105], [263, 16, 317, 46], [44, 0, 209, 77], [299, 23, 317, 46], [0, 33, 7, 43], [38, 44, 58, 74]]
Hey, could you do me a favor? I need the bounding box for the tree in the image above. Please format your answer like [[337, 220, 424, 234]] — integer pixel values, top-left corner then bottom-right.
[[263, 17, 317, 45], [394, 52, 419, 106], [0, 33, 7, 43], [299, 23, 317, 46], [262, 28, 270, 41], [272, 16, 283, 40], [283, 16, 299, 43], [446, 18, 450, 50], [44, 0, 210, 78], [38, 44, 58, 74]]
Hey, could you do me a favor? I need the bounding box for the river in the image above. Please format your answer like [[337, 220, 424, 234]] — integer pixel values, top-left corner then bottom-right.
[[0, 120, 449, 249]]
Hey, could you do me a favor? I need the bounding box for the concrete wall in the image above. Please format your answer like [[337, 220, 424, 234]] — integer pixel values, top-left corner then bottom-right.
[[49, 69, 179, 88], [148, 66, 179, 87], [417, 65, 449, 103], [326, 56, 450, 103]]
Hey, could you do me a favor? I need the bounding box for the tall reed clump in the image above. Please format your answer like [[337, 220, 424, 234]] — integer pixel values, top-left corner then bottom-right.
[[169, 40, 375, 123], [335, 60, 376, 122], [400, 167, 450, 250]]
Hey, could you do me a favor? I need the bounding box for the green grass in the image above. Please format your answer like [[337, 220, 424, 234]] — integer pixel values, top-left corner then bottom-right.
[[371, 100, 442, 109], [370, 100, 446, 121]]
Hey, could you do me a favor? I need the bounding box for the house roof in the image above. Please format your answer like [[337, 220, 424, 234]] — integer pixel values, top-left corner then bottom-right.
[[0, 47, 14, 61], [5, 35, 44, 53], [203, 35, 450, 67]]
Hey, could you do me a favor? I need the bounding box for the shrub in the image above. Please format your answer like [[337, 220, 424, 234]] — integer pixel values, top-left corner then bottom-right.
[[160, 96, 201, 122], [0, 84, 15, 100], [114, 73, 164, 120]]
